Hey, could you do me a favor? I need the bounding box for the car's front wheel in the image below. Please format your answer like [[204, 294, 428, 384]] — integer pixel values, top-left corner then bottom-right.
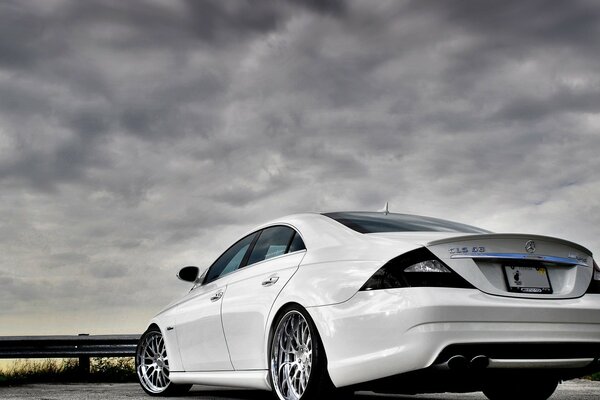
[[136, 326, 191, 397], [269, 305, 351, 400], [482, 374, 558, 400]]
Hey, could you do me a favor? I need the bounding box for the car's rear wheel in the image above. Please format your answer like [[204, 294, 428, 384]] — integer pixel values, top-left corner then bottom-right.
[[269, 305, 351, 400], [482, 374, 558, 400], [136, 326, 191, 397]]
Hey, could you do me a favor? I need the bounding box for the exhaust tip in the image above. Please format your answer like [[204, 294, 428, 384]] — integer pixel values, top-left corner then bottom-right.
[[447, 355, 468, 370], [470, 355, 490, 369]]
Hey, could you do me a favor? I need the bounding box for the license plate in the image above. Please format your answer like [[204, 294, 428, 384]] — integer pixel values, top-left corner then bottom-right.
[[503, 266, 553, 294]]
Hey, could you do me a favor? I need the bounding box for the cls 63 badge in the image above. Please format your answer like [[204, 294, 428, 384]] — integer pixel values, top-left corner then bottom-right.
[[449, 246, 486, 255]]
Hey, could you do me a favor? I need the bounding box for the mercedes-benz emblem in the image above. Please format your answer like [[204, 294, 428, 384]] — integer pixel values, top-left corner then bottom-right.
[[525, 240, 536, 253]]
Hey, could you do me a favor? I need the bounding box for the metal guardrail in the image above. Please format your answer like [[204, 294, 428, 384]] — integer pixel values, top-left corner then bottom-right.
[[0, 334, 141, 374]]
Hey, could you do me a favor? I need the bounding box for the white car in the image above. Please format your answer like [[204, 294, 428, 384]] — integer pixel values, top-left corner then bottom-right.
[[135, 212, 600, 400]]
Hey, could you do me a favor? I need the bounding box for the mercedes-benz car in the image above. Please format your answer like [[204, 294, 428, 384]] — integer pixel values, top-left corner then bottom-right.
[[135, 212, 600, 400]]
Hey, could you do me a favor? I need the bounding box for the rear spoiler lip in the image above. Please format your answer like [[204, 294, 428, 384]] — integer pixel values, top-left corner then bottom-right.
[[427, 233, 592, 257]]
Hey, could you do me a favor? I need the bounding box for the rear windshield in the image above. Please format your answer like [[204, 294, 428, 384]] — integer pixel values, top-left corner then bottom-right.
[[323, 212, 490, 234]]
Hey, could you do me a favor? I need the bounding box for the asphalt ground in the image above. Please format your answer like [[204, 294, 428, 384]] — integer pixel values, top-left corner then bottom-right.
[[0, 380, 598, 400]]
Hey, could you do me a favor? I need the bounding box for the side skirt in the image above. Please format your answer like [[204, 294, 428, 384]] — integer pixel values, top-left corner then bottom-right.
[[169, 370, 271, 391]]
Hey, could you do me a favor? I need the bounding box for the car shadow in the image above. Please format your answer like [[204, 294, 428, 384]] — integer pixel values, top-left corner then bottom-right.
[[183, 388, 460, 399]]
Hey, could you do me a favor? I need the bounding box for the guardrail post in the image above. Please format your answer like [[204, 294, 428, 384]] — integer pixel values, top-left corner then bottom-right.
[[78, 333, 90, 378]]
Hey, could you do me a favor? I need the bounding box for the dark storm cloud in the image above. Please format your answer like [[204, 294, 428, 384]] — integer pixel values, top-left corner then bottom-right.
[[0, 0, 350, 194], [57, 0, 346, 49], [421, 0, 600, 47], [183, 0, 285, 41], [290, 0, 347, 15], [1, 0, 600, 334], [0, 2, 61, 69], [404, 0, 600, 120], [496, 87, 600, 121]]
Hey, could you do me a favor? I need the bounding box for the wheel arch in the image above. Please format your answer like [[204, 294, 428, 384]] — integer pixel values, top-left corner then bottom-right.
[[147, 314, 185, 373], [266, 302, 306, 360], [266, 301, 344, 399], [265, 301, 335, 387], [146, 323, 160, 332]]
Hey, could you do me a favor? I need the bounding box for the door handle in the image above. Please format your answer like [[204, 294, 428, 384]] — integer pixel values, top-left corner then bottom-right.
[[210, 291, 223, 302], [262, 276, 280, 287]]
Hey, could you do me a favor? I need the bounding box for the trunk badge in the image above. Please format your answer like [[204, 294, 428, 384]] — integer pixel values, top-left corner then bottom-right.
[[525, 240, 536, 253]]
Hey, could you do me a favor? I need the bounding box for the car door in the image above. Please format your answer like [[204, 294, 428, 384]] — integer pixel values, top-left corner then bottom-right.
[[174, 232, 258, 371], [221, 226, 307, 370]]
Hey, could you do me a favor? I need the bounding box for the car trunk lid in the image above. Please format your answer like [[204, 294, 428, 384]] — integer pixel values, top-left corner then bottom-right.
[[426, 234, 593, 299]]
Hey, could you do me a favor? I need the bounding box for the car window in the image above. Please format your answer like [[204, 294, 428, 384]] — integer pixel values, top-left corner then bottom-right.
[[246, 226, 296, 266], [288, 232, 306, 253], [205, 233, 257, 284]]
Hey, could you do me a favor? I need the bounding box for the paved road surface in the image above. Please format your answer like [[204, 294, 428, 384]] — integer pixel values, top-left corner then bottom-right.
[[0, 380, 598, 400]]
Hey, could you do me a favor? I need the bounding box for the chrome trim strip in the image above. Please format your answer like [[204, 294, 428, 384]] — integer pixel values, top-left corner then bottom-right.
[[487, 358, 594, 369], [450, 253, 588, 266]]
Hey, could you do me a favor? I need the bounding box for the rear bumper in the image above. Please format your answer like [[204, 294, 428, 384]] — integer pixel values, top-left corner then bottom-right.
[[307, 288, 600, 388]]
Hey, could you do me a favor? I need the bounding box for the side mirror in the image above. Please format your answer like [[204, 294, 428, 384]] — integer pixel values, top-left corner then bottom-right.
[[177, 266, 200, 282]]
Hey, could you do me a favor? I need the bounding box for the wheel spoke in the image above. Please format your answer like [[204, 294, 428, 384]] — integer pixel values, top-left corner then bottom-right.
[[299, 371, 306, 393], [145, 345, 154, 358], [281, 373, 290, 396], [278, 361, 293, 372]]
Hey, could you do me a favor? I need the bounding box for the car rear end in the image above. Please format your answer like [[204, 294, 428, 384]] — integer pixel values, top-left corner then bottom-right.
[[308, 230, 600, 394]]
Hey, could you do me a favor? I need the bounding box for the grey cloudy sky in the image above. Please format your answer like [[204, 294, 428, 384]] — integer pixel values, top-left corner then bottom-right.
[[1, 0, 600, 335]]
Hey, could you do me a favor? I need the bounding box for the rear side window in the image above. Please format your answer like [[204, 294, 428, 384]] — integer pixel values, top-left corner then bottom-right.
[[288, 232, 306, 253], [205, 232, 257, 284], [247, 226, 298, 266]]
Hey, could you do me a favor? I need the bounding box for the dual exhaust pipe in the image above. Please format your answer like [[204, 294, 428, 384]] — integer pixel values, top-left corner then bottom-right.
[[436, 355, 489, 370], [436, 355, 599, 370]]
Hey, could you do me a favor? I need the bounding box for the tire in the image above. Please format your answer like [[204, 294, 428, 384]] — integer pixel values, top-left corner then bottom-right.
[[482, 374, 558, 400], [269, 304, 352, 400], [136, 326, 192, 397]]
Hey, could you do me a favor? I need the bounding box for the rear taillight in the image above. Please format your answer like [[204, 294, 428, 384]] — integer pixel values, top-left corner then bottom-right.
[[587, 259, 600, 294], [360, 248, 474, 291]]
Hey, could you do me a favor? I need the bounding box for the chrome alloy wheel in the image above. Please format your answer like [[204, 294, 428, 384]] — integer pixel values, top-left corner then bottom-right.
[[137, 330, 171, 394], [271, 311, 313, 400]]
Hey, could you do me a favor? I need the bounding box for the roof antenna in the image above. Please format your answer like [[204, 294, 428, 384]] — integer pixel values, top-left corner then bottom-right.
[[378, 202, 390, 215]]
